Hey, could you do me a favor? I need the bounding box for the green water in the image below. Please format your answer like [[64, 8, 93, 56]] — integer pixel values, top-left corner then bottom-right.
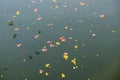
[[0, 0, 120, 80]]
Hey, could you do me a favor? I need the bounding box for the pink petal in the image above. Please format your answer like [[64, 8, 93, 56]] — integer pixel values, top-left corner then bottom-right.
[[34, 8, 38, 13]]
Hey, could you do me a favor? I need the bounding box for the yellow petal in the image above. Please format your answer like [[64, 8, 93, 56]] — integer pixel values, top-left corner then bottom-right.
[[63, 55, 68, 60], [45, 63, 50, 68], [74, 45, 78, 48], [61, 73, 65, 78], [16, 11, 20, 15], [71, 58, 77, 65], [56, 42, 60, 45], [45, 72, 49, 76]]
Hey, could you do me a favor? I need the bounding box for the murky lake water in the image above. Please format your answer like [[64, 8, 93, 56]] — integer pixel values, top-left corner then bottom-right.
[[0, 0, 120, 80]]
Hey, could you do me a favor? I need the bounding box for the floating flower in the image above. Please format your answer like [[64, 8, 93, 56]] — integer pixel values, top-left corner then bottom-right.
[[99, 14, 105, 19], [74, 45, 78, 49], [36, 17, 42, 21], [34, 34, 39, 39], [47, 23, 53, 27], [39, 69, 43, 74], [16, 11, 20, 15], [14, 27, 19, 31], [79, 2, 86, 6], [23, 59, 26, 63], [34, 8, 38, 13], [63, 52, 69, 60], [60, 36, 66, 42], [41, 46, 47, 52], [92, 33, 96, 37], [64, 26, 68, 29], [56, 42, 60, 45], [61, 73, 65, 78], [74, 8, 78, 11], [50, 43, 55, 47], [71, 58, 77, 65], [45, 72, 49, 76], [81, 43, 86, 47], [16, 43, 22, 47], [45, 63, 50, 68], [46, 40, 51, 44]]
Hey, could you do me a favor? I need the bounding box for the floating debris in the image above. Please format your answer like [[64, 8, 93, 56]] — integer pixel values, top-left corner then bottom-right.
[[50, 43, 55, 47], [79, 2, 87, 6], [34, 34, 39, 39], [28, 55, 33, 59], [0, 74, 3, 78], [60, 36, 66, 42], [39, 69, 43, 74], [56, 42, 60, 46], [92, 33, 96, 37], [45, 63, 50, 68], [38, 31, 41, 34], [41, 46, 47, 52], [63, 52, 69, 60], [8, 21, 13, 31], [45, 72, 49, 76], [23, 59, 26, 63], [14, 27, 20, 31], [34, 8, 38, 13], [13, 33, 17, 38], [112, 29, 116, 33], [61, 73, 65, 78], [71, 58, 77, 65], [4, 68, 8, 71], [99, 14, 105, 19], [16, 11, 20, 15], [16, 43, 22, 47], [35, 51, 41, 55], [74, 45, 78, 49]]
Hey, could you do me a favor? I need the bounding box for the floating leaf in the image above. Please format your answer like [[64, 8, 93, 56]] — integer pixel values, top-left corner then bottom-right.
[[35, 51, 41, 55], [13, 33, 17, 38], [4, 68, 8, 71], [38, 31, 41, 34], [28, 55, 33, 59]]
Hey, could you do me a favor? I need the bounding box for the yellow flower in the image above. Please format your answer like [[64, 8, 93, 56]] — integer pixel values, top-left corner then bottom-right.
[[45, 72, 49, 76], [74, 45, 78, 49], [63, 55, 68, 60], [56, 42, 60, 45], [16, 11, 20, 15], [63, 52, 69, 60], [71, 58, 77, 65], [45, 63, 50, 68], [61, 73, 65, 78]]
